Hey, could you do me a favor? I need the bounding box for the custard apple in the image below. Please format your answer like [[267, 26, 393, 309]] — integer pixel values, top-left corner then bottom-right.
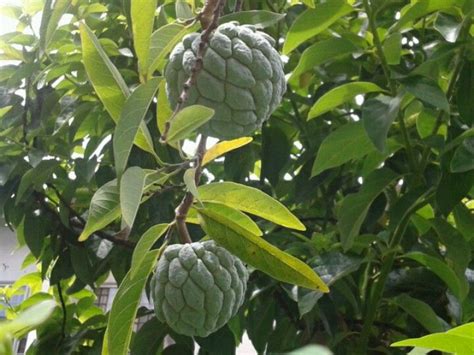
[[151, 241, 248, 337], [165, 21, 286, 139]]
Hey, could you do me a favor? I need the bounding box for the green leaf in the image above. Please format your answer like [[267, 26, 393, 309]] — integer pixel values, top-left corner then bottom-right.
[[188, 201, 263, 237], [436, 171, 474, 215], [289, 38, 358, 87], [166, 105, 214, 143], [105, 250, 160, 355], [156, 79, 172, 135], [391, 0, 458, 32], [39, 0, 71, 50], [197, 208, 328, 292], [383, 33, 402, 65], [183, 168, 199, 200], [219, 10, 285, 29], [362, 95, 401, 152], [79, 22, 155, 156], [456, 61, 474, 125], [311, 122, 376, 177], [401, 76, 450, 112], [130, 223, 168, 278], [16, 159, 59, 203], [434, 13, 462, 43], [113, 77, 160, 177], [0, 300, 56, 338], [131, 0, 157, 75], [338, 168, 399, 250], [175, 0, 193, 20], [308, 82, 385, 120], [148, 22, 199, 74], [78, 180, 120, 242], [404, 251, 468, 300], [450, 137, 474, 172], [392, 294, 448, 333], [197, 182, 306, 231], [283, 0, 353, 54], [120, 167, 146, 228], [391, 322, 474, 354]]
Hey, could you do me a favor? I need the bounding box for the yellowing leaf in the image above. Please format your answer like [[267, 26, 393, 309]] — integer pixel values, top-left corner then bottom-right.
[[202, 137, 253, 166]]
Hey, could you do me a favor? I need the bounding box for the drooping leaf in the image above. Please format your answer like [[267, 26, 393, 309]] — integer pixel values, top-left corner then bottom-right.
[[219, 10, 285, 29], [338, 168, 399, 250], [166, 105, 214, 143], [113, 77, 160, 177], [130, 223, 168, 278], [120, 167, 146, 228], [401, 76, 450, 112], [308, 82, 385, 120], [289, 38, 358, 87], [404, 251, 468, 300], [148, 22, 199, 74], [311, 122, 376, 177], [202, 137, 253, 166], [188, 201, 263, 237], [391, 322, 474, 354], [283, 0, 353, 54], [197, 208, 328, 292], [79, 22, 155, 155], [362, 94, 401, 152], [131, 0, 157, 75], [392, 294, 449, 333], [198, 182, 306, 231], [105, 250, 160, 355], [78, 180, 120, 242]]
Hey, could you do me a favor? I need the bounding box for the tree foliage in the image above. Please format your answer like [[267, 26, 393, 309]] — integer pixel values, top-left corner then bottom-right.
[[0, 0, 473, 354]]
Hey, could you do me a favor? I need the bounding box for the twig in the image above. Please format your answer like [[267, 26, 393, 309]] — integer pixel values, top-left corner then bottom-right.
[[57, 282, 67, 345], [234, 0, 243, 12], [160, 0, 226, 142]]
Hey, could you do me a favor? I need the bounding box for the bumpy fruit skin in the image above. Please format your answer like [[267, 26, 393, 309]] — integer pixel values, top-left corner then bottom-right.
[[165, 21, 286, 139], [151, 241, 248, 337]]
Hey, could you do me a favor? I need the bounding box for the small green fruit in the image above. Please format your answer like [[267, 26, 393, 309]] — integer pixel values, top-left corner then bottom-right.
[[151, 241, 248, 337], [165, 21, 286, 139]]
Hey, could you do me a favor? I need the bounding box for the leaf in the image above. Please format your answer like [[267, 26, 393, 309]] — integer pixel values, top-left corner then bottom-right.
[[156, 79, 172, 135], [175, 0, 193, 20], [197, 208, 328, 292], [183, 168, 199, 200], [80, 22, 155, 155], [105, 250, 160, 355], [362, 94, 401, 152], [338, 168, 399, 250], [39, 0, 71, 50], [148, 22, 199, 74], [130, 223, 168, 278], [131, 0, 157, 75], [78, 180, 120, 242], [404, 251, 468, 300], [166, 105, 214, 143], [311, 122, 376, 177], [392, 294, 448, 333], [401, 76, 450, 112], [308, 82, 385, 120], [434, 13, 462, 43], [391, 322, 474, 354], [16, 159, 59, 203], [391, 0, 458, 32], [120, 167, 146, 228], [0, 300, 56, 338], [450, 137, 474, 172], [188, 201, 263, 237], [456, 61, 474, 125], [436, 171, 474, 215], [383, 33, 402, 65], [283, 0, 353, 54], [202, 137, 253, 166], [113, 78, 160, 177], [198, 182, 306, 231], [289, 38, 358, 87], [219, 10, 285, 29]]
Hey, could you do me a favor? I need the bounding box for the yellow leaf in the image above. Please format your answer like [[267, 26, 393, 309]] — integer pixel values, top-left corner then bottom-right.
[[202, 137, 253, 166]]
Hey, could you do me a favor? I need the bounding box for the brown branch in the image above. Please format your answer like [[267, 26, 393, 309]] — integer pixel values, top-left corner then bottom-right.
[[234, 0, 243, 12], [160, 0, 226, 142]]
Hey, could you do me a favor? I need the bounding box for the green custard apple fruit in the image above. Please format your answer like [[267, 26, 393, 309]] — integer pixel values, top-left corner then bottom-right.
[[165, 21, 286, 139], [151, 241, 248, 337]]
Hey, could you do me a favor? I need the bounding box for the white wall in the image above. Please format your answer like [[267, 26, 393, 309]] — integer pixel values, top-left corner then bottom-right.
[[0, 225, 33, 284]]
